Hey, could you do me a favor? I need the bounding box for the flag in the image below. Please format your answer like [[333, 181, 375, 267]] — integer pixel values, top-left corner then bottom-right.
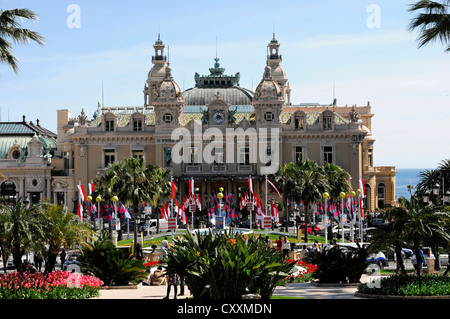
[[161, 203, 168, 220], [196, 194, 202, 211], [178, 205, 188, 225], [171, 181, 176, 201], [77, 184, 86, 202], [174, 200, 180, 216], [189, 179, 194, 197], [248, 178, 253, 194], [267, 179, 282, 199], [255, 194, 265, 221], [77, 199, 83, 221], [270, 201, 280, 225], [88, 183, 95, 195], [359, 179, 365, 218]]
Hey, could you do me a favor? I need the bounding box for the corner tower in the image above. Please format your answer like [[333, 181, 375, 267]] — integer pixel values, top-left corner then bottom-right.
[[144, 34, 167, 106]]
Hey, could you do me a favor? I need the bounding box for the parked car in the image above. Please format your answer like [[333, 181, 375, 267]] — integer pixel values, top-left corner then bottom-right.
[[367, 251, 387, 269], [387, 247, 414, 260], [439, 254, 449, 267], [63, 254, 81, 272], [7, 254, 30, 269]]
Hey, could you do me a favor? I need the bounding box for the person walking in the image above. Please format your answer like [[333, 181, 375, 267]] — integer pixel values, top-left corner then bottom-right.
[[60, 249, 66, 270], [282, 236, 290, 256], [164, 272, 180, 299], [161, 237, 169, 257]]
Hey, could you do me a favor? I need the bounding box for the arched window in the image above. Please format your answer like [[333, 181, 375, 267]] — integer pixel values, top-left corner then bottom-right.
[[377, 182, 385, 209], [1, 181, 17, 205]]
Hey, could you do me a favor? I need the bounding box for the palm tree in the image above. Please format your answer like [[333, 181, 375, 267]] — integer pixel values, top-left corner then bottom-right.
[[323, 162, 351, 241], [95, 157, 171, 257], [409, 1, 450, 52], [38, 203, 95, 273], [0, 200, 43, 273], [401, 197, 450, 282], [0, 8, 45, 74], [296, 160, 329, 243], [416, 168, 441, 200]]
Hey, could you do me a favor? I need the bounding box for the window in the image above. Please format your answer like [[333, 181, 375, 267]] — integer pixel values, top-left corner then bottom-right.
[[188, 147, 199, 165], [104, 149, 115, 167], [323, 116, 332, 130], [12, 150, 21, 159], [295, 116, 304, 129], [213, 146, 224, 165], [132, 150, 144, 159], [163, 113, 173, 124], [368, 149, 373, 167], [105, 119, 114, 132], [63, 152, 70, 170], [323, 146, 333, 164], [164, 147, 172, 167], [133, 119, 143, 131], [377, 182, 385, 209], [266, 147, 272, 167], [0, 181, 17, 205], [295, 146, 303, 163], [264, 112, 274, 122], [239, 146, 250, 165]]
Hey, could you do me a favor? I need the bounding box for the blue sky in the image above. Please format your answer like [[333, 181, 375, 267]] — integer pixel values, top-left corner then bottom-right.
[[0, 0, 449, 169]]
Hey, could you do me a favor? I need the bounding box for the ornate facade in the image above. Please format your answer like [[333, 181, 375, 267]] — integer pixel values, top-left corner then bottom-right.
[[12, 35, 396, 216]]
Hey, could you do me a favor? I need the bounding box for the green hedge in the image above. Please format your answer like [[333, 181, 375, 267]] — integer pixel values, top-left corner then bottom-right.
[[358, 274, 450, 297]]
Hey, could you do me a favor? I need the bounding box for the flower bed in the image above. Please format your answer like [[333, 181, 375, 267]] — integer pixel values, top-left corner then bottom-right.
[[278, 260, 318, 285], [0, 271, 104, 299]]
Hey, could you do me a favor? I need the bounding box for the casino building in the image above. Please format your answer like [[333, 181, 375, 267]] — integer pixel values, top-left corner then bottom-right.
[[44, 35, 397, 217]]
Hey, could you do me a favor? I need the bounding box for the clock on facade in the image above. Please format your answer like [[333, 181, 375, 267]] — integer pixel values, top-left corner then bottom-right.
[[211, 110, 225, 125]]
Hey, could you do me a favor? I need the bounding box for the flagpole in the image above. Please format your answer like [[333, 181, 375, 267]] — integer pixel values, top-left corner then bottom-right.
[[265, 175, 268, 236], [171, 176, 174, 240]]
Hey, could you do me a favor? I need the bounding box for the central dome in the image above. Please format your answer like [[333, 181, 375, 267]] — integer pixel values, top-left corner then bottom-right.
[[183, 58, 253, 108]]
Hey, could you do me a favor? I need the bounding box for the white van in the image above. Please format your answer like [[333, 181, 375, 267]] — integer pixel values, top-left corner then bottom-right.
[[147, 219, 169, 234]]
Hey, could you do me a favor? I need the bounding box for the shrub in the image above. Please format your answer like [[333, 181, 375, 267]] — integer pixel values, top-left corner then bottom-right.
[[358, 274, 450, 296], [77, 232, 147, 286], [306, 245, 370, 283], [0, 271, 103, 299], [163, 229, 296, 299]]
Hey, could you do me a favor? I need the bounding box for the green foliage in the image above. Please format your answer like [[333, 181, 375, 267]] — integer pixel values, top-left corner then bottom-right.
[[163, 230, 296, 299], [306, 245, 370, 283], [358, 274, 450, 296], [77, 231, 147, 286]]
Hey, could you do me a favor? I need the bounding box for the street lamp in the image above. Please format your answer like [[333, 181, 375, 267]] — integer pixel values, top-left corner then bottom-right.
[[322, 192, 330, 244], [432, 183, 440, 196], [112, 195, 118, 246], [443, 190, 450, 204], [96, 195, 102, 230], [423, 190, 430, 204], [340, 192, 346, 243]]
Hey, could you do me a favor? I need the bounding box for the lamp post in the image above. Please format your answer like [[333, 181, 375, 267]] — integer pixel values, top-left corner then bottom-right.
[[112, 195, 118, 246], [96, 195, 102, 231], [356, 189, 362, 242], [423, 190, 430, 205], [323, 192, 329, 245], [444, 190, 450, 204], [349, 191, 356, 242], [340, 191, 346, 243], [217, 188, 224, 230]]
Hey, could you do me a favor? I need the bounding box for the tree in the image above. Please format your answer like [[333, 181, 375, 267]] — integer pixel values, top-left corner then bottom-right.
[[295, 160, 328, 243], [323, 162, 351, 240], [409, 1, 450, 52], [38, 203, 95, 273], [0, 200, 42, 273], [0, 8, 45, 74], [95, 157, 171, 257], [400, 197, 450, 282]]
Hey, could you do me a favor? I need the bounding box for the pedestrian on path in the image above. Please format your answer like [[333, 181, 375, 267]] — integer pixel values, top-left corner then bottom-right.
[[164, 272, 180, 299], [60, 249, 66, 270]]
